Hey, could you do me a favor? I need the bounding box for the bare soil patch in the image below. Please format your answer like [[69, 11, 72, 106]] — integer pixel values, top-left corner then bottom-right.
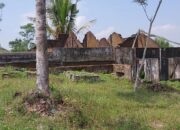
[[23, 91, 64, 116]]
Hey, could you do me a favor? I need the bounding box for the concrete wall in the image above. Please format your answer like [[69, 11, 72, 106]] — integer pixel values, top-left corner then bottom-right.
[[144, 59, 159, 82], [0, 52, 36, 64], [169, 58, 180, 79], [135, 48, 180, 81], [0, 48, 116, 67], [0, 47, 180, 81], [136, 48, 180, 58], [52, 47, 115, 63], [115, 47, 133, 64]]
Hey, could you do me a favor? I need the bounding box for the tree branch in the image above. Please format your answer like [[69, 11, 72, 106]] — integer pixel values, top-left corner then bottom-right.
[[134, 0, 163, 91], [151, 0, 163, 23], [142, 5, 151, 22]]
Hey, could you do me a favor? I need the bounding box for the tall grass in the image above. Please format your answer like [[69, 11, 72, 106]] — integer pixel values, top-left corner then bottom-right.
[[0, 68, 179, 130]]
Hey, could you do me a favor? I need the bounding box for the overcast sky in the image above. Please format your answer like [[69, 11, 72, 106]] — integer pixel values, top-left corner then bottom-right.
[[0, 0, 180, 49]]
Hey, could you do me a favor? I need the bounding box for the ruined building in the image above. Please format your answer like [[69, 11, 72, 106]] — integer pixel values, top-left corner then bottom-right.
[[120, 32, 160, 48]]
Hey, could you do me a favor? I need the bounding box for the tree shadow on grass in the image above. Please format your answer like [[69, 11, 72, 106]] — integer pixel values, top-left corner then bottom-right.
[[117, 88, 160, 104], [117, 82, 180, 104], [117, 87, 180, 110], [105, 116, 151, 130]]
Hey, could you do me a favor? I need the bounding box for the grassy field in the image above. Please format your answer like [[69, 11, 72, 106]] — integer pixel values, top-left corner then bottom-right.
[[0, 67, 179, 130]]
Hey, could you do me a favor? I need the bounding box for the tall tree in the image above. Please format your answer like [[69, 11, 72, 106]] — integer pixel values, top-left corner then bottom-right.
[[134, 0, 163, 91], [9, 23, 35, 52], [36, 0, 49, 96], [9, 39, 28, 52], [19, 23, 35, 49]]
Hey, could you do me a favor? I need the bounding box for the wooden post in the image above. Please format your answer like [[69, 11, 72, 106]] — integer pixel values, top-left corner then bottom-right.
[[160, 48, 169, 81], [131, 48, 137, 81]]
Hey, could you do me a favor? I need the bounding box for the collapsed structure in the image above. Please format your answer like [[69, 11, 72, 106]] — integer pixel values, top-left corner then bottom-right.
[[31, 31, 160, 52], [120, 32, 160, 48]]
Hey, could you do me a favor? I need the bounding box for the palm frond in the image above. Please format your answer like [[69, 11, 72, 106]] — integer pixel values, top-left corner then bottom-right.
[[47, 0, 96, 38], [76, 19, 96, 34], [46, 23, 56, 38], [67, 2, 79, 33]]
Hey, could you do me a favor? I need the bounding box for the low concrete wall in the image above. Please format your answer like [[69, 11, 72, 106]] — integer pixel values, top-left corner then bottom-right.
[[0, 48, 117, 68], [52, 47, 115, 63], [0, 52, 36, 63], [1, 47, 180, 81]]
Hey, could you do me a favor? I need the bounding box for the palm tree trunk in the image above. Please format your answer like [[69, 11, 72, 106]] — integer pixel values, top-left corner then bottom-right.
[[36, 0, 49, 96]]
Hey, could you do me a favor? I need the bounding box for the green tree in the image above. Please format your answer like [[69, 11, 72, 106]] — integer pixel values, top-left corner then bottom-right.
[[155, 38, 171, 48], [19, 23, 35, 49], [9, 23, 35, 52], [9, 39, 28, 52]]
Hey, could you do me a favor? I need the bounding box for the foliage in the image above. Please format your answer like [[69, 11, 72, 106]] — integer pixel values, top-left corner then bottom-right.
[[47, 0, 79, 38], [155, 38, 171, 48], [19, 23, 35, 48], [47, 0, 96, 39], [134, 0, 148, 5], [139, 68, 145, 79], [0, 68, 179, 129], [0, 2, 5, 22], [9, 23, 35, 52], [9, 39, 28, 52]]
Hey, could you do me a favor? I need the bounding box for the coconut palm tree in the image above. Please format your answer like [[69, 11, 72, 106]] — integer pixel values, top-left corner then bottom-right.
[[47, 0, 95, 39], [36, 0, 49, 96]]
